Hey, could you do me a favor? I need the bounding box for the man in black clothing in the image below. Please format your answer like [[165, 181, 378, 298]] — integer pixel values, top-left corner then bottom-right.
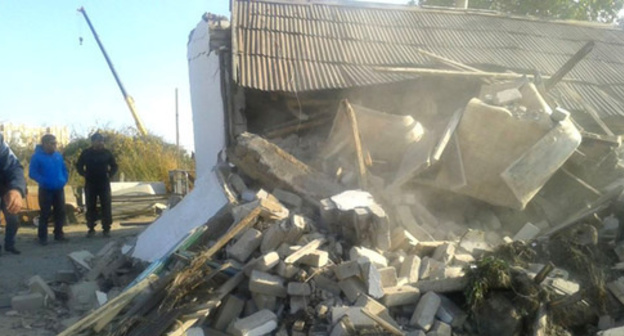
[[76, 133, 118, 237]]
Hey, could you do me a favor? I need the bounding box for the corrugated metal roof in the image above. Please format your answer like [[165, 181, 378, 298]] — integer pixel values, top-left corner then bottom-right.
[[232, 0, 624, 118]]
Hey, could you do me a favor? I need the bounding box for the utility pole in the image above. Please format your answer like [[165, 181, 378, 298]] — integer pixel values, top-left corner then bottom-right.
[[175, 88, 180, 165]]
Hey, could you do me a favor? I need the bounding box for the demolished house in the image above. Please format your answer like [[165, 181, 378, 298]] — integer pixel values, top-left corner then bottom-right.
[[54, 1, 624, 335]]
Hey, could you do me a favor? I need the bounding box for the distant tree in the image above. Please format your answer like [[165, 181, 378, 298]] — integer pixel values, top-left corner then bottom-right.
[[421, 0, 624, 22]]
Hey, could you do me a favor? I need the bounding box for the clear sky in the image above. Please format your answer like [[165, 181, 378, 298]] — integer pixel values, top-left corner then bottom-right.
[[0, 0, 409, 153], [0, 0, 230, 152]]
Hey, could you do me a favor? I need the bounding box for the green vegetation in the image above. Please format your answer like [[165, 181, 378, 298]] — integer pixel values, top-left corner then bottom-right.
[[419, 0, 623, 22], [10, 128, 194, 191]]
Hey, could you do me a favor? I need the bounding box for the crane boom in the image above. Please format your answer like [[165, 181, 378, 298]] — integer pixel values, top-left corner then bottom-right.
[[78, 7, 148, 137]]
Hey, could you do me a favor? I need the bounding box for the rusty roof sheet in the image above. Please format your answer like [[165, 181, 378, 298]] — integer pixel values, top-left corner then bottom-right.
[[232, 0, 624, 118]]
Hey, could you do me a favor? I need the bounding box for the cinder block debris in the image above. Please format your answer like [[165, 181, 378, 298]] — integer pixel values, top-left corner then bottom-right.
[[410, 291, 441, 331], [214, 295, 245, 331], [27, 275, 56, 301], [227, 309, 278, 336], [11, 293, 44, 311], [227, 228, 263, 262]]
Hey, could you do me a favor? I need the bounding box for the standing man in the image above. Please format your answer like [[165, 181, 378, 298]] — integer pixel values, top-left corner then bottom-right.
[[76, 133, 118, 237], [29, 134, 68, 245], [0, 134, 25, 255]]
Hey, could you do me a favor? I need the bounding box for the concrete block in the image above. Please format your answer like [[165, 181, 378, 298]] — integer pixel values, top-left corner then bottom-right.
[[453, 253, 475, 267], [410, 291, 441, 331], [260, 223, 287, 254], [330, 318, 355, 336], [381, 285, 420, 307], [419, 257, 445, 280], [339, 277, 367, 303], [229, 173, 248, 194], [273, 188, 303, 209], [276, 243, 295, 258], [361, 262, 384, 299], [27, 275, 56, 301], [275, 261, 300, 279], [68, 250, 95, 270], [400, 255, 421, 284], [432, 243, 455, 265], [251, 293, 277, 312], [437, 294, 468, 328], [68, 281, 98, 312], [56, 270, 78, 283], [298, 250, 329, 267], [390, 227, 419, 251], [244, 252, 280, 276], [430, 266, 464, 280], [287, 282, 312, 296], [227, 229, 263, 263], [378, 267, 397, 288], [513, 222, 540, 241], [334, 260, 361, 280], [332, 307, 375, 328], [227, 309, 278, 336], [214, 295, 245, 331], [244, 299, 258, 317], [290, 296, 308, 314], [11, 293, 44, 311], [431, 320, 452, 336], [349, 246, 387, 268], [285, 214, 308, 244], [249, 271, 286, 298], [458, 230, 491, 256], [314, 275, 342, 296]]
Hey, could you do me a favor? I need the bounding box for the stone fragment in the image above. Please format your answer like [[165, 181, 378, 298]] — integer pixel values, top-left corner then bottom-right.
[[390, 227, 419, 251], [458, 230, 491, 257], [314, 275, 342, 296], [419, 257, 445, 280], [400, 255, 422, 284], [432, 243, 455, 265], [349, 246, 387, 268], [334, 260, 361, 280], [260, 223, 287, 254], [410, 291, 441, 331], [287, 282, 312, 296], [453, 253, 475, 267], [27, 275, 56, 301], [244, 252, 280, 276], [378, 267, 397, 288], [339, 277, 367, 303], [332, 307, 375, 328], [249, 270, 287, 298], [227, 229, 263, 262], [513, 222, 540, 241], [227, 309, 278, 336], [381, 285, 420, 307], [214, 295, 245, 331], [11, 293, 44, 311], [275, 261, 300, 279], [285, 215, 308, 244], [361, 262, 384, 299], [298, 250, 329, 267]]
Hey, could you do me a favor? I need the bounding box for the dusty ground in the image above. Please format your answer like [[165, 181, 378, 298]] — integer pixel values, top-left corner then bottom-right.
[[0, 217, 151, 336]]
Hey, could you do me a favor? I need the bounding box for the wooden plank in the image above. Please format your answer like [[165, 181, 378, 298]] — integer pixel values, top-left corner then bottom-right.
[[361, 308, 405, 336], [58, 274, 158, 336], [284, 238, 326, 264], [203, 207, 262, 260], [344, 100, 368, 189]]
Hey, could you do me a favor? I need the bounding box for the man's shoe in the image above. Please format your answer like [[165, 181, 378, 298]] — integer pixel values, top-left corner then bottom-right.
[[103, 231, 111, 238], [5, 247, 20, 255], [86, 229, 95, 238]]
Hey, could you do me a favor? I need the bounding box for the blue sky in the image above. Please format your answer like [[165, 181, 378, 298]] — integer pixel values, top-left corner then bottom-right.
[[0, 0, 408, 152], [0, 0, 230, 152]]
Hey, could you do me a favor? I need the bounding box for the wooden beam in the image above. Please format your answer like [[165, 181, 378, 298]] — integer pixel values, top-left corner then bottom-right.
[[344, 100, 368, 189], [203, 207, 262, 259]]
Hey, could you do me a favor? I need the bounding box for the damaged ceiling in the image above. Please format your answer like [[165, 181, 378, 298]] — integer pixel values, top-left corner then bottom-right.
[[232, 0, 624, 122]]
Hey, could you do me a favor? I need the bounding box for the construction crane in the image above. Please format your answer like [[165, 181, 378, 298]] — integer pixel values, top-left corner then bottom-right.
[[77, 7, 148, 137]]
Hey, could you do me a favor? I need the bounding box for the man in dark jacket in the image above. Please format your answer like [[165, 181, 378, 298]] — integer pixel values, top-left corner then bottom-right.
[[29, 134, 69, 245], [0, 133, 26, 254], [76, 133, 118, 237]]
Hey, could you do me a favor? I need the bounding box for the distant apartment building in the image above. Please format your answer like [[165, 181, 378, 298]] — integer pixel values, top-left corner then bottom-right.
[[0, 123, 70, 148]]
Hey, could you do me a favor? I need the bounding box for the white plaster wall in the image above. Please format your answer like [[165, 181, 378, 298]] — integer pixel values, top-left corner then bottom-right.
[[132, 19, 227, 262]]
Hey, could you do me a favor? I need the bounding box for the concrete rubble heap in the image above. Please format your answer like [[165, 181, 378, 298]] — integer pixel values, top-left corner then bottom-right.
[[58, 47, 624, 336]]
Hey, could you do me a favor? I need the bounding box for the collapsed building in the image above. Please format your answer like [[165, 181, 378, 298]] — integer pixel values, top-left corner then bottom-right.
[[52, 1, 624, 335]]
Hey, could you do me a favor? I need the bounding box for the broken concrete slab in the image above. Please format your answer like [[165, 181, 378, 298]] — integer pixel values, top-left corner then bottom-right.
[[214, 295, 245, 331], [227, 309, 278, 336], [227, 228, 263, 263], [410, 291, 441, 331]]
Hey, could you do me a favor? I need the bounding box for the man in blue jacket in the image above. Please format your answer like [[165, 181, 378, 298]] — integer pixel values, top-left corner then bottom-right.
[[0, 133, 25, 254], [29, 134, 68, 245]]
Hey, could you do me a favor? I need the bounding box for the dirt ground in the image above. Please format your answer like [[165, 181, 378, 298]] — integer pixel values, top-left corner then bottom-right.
[[0, 217, 151, 336]]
